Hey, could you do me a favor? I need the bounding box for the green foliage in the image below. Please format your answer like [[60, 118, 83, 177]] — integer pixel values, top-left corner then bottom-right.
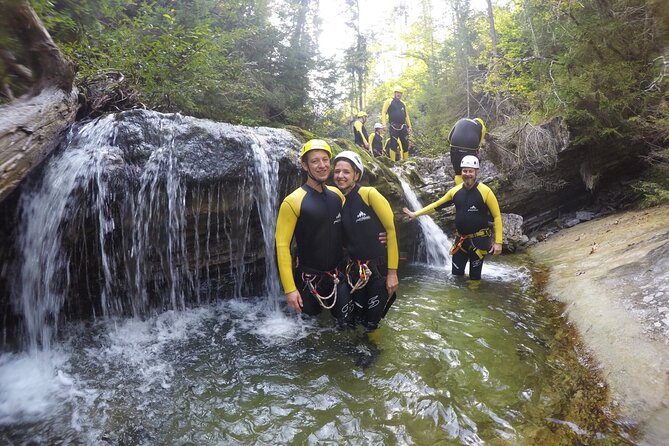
[[632, 149, 669, 208], [20, 0, 318, 127]]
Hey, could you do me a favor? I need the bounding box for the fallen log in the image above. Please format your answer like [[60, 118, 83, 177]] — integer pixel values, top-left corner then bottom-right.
[[0, 0, 78, 202]]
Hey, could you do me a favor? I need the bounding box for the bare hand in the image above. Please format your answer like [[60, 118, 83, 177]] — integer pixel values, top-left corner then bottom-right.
[[386, 269, 399, 296], [402, 207, 416, 220], [489, 243, 502, 255], [285, 290, 303, 312]]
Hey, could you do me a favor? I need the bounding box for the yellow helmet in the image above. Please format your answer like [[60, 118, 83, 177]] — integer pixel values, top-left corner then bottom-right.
[[357, 111, 368, 118], [300, 139, 332, 160], [393, 85, 404, 93], [474, 118, 487, 140]]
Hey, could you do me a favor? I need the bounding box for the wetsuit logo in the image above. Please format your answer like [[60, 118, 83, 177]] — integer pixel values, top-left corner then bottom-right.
[[355, 211, 371, 223], [467, 205, 479, 212], [334, 212, 341, 224]]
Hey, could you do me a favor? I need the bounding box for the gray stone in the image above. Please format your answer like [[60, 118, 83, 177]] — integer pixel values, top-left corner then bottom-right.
[[576, 211, 595, 221]]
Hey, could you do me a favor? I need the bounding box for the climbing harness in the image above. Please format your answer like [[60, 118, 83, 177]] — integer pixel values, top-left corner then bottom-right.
[[301, 268, 340, 309], [450, 228, 491, 259], [345, 259, 373, 293]]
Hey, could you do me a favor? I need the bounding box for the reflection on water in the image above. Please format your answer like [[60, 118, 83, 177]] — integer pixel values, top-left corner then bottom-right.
[[0, 262, 636, 445]]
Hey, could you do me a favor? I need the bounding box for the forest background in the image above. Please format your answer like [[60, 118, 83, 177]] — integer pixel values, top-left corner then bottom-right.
[[1, 0, 668, 204]]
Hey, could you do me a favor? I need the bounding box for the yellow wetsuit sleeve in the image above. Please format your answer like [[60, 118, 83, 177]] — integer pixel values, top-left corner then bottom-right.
[[381, 99, 391, 126], [364, 187, 399, 269], [367, 134, 375, 156], [275, 191, 302, 294], [403, 100, 412, 128], [480, 184, 503, 244], [413, 185, 459, 217]]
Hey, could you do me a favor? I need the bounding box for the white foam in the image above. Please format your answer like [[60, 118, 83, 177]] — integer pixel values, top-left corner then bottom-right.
[[0, 349, 71, 424]]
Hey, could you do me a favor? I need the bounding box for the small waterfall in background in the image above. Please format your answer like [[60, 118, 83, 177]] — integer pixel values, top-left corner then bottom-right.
[[246, 132, 283, 306], [397, 175, 452, 268], [9, 110, 297, 351]]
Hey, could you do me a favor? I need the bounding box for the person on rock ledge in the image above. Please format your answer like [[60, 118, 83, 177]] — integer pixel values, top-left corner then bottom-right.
[[402, 155, 502, 281]]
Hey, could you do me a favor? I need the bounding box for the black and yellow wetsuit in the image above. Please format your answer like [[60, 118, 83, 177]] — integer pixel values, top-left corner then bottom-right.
[[368, 132, 385, 158], [381, 98, 412, 159], [448, 118, 485, 184], [341, 184, 399, 330], [353, 120, 369, 149], [275, 184, 352, 321], [414, 181, 502, 280]]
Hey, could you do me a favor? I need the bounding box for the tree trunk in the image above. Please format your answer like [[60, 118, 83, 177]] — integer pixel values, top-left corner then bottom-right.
[[0, 0, 78, 202]]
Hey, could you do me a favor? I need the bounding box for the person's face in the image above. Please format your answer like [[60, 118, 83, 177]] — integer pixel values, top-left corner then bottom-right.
[[461, 167, 478, 187], [394, 91, 402, 99], [302, 150, 331, 182], [333, 160, 358, 193]]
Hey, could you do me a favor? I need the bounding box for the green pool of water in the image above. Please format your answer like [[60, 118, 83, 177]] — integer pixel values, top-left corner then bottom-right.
[[1, 263, 636, 445]]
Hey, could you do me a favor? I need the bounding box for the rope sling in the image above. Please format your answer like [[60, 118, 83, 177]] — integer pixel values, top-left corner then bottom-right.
[[345, 259, 372, 293], [301, 270, 340, 309]]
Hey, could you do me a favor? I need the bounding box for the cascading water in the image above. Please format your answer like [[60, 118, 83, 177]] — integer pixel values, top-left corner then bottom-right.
[[246, 132, 283, 304], [396, 175, 452, 268], [9, 110, 298, 351]]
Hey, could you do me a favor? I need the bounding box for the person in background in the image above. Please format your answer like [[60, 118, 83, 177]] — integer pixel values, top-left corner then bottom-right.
[[402, 155, 502, 281], [333, 151, 399, 331], [368, 123, 386, 158], [275, 139, 352, 327], [381, 86, 412, 161], [448, 117, 486, 185], [353, 111, 370, 152]]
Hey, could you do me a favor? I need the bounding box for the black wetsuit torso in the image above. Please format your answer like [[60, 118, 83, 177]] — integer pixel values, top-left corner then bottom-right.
[[436, 182, 492, 236], [293, 185, 344, 272], [370, 133, 384, 157], [387, 98, 407, 125], [341, 184, 386, 262]]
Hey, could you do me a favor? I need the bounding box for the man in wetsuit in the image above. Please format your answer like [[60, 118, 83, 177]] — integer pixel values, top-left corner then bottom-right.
[[333, 151, 399, 331], [275, 139, 352, 326], [402, 155, 502, 281], [353, 111, 370, 151], [368, 123, 386, 158], [381, 86, 412, 161], [448, 118, 486, 185]]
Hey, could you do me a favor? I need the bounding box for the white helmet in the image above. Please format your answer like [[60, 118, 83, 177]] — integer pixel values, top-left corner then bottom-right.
[[461, 155, 480, 169], [374, 122, 384, 130], [334, 150, 364, 179]]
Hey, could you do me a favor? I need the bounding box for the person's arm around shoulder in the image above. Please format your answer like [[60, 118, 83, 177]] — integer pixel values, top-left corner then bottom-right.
[[480, 184, 503, 255], [367, 187, 399, 296]]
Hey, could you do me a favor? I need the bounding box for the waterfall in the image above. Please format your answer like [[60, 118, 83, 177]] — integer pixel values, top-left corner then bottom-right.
[[396, 175, 452, 268], [10, 110, 299, 351], [246, 132, 282, 304]]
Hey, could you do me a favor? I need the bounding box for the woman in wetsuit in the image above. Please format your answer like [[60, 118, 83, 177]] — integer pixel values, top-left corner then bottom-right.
[[333, 151, 399, 330]]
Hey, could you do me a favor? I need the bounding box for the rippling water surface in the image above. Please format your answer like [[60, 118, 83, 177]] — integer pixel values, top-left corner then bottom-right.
[[0, 262, 636, 445]]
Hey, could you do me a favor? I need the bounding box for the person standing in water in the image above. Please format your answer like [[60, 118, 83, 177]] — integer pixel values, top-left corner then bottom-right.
[[402, 155, 502, 281], [275, 139, 352, 327], [333, 151, 399, 330]]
